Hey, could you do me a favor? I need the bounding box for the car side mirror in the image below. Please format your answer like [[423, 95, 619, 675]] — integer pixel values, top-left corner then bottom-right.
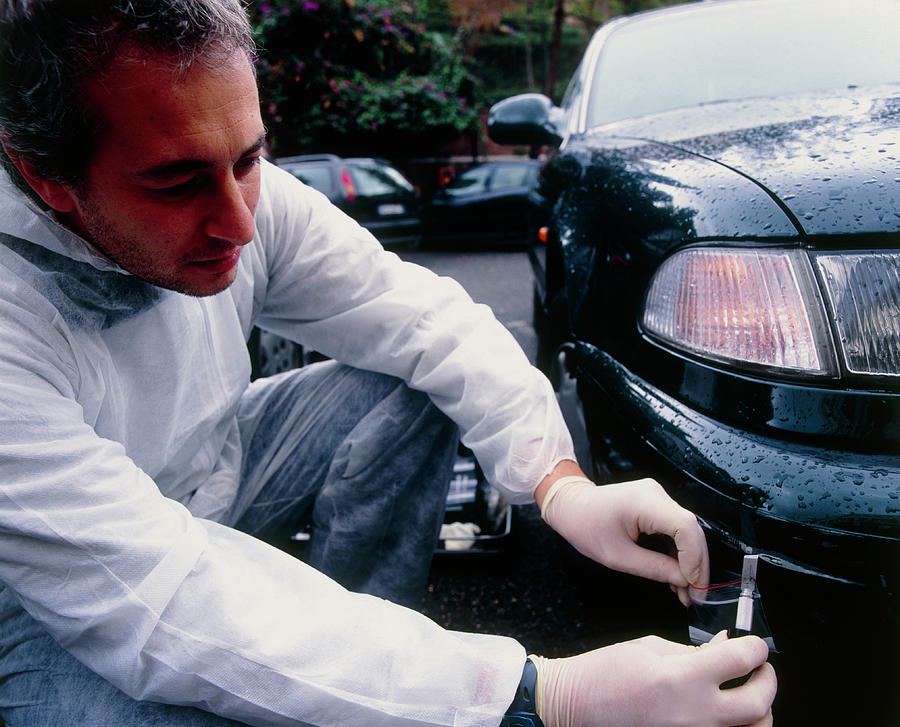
[[487, 93, 563, 148]]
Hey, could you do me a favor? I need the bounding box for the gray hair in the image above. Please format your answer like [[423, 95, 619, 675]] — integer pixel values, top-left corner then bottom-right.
[[0, 0, 256, 192]]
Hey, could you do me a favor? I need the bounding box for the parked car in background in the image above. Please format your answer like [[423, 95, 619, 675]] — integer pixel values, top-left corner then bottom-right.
[[276, 154, 422, 248], [424, 160, 548, 247], [489, 0, 899, 723]]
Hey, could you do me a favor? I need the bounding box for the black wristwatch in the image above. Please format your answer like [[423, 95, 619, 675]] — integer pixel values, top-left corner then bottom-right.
[[499, 657, 544, 727]]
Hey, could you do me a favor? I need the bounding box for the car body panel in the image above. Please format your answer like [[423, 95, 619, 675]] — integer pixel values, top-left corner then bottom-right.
[[578, 344, 900, 548], [594, 90, 900, 237]]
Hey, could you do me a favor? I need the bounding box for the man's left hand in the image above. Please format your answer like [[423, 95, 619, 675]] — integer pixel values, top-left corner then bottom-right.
[[538, 474, 709, 606]]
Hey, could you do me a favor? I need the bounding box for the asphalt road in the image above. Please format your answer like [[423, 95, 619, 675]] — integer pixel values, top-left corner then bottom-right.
[[400, 246, 539, 364], [398, 245, 690, 658]]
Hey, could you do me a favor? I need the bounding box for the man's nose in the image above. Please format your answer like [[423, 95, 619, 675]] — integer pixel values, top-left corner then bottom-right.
[[203, 176, 257, 245]]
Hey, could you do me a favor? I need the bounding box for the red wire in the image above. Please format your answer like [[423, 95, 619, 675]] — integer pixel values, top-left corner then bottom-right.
[[691, 579, 742, 591]]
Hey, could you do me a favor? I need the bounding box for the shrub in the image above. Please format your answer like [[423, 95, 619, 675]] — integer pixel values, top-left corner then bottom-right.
[[251, 0, 480, 157]]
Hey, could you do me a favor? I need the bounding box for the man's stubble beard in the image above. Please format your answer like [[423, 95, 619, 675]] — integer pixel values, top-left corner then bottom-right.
[[71, 192, 235, 298]]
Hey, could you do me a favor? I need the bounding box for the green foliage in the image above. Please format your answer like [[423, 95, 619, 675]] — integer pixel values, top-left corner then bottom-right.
[[469, 21, 587, 104], [410, 0, 590, 104], [250, 0, 480, 156]]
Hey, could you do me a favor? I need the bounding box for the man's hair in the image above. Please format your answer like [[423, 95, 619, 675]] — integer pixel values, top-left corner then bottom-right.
[[0, 0, 256, 192]]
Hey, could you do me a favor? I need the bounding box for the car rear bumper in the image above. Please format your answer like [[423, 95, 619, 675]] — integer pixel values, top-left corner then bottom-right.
[[362, 217, 422, 247]]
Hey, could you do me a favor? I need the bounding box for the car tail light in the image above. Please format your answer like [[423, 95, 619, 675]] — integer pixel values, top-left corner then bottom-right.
[[814, 252, 900, 376], [340, 169, 356, 201], [642, 247, 837, 376]]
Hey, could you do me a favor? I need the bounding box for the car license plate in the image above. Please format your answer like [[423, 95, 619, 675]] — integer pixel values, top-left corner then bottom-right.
[[377, 203, 405, 216]]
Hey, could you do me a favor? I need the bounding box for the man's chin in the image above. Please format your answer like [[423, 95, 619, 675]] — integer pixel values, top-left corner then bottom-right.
[[154, 266, 239, 298], [183, 273, 238, 298], [178, 251, 243, 296]]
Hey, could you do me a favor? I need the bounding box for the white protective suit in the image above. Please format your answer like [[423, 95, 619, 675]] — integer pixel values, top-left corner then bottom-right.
[[0, 159, 575, 725]]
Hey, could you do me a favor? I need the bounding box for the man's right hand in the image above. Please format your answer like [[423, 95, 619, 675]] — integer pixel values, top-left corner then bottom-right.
[[530, 631, 776, 727]]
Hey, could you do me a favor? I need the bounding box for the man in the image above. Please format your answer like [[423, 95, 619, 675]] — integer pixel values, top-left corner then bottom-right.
[[0, 1, 776, 725]]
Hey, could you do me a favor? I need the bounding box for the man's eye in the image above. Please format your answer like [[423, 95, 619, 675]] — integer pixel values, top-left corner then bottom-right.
[[155, 178, 202, 198], [236, 156, 262, 175]]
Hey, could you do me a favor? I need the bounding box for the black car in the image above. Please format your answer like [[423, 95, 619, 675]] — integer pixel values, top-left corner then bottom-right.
[[488, 0, 899, 722], [276, 154, 422, 248], [424, 160, 547, 247]]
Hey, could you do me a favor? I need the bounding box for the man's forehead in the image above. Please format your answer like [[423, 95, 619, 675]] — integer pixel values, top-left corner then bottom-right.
[[88, 45, 257, 111], [84, 46, 263, 162]]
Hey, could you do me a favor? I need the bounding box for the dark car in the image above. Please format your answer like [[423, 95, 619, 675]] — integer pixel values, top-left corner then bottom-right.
[[276, 154, 422, 248], [424, 160, 547, 246], [488, 0, 899, 722]]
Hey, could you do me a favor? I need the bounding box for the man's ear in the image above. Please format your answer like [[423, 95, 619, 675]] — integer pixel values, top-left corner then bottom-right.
[[1, 142, 77, 213]]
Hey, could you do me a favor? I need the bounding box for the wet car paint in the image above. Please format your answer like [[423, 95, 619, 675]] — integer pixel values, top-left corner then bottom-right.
[[597, 89, 900, 236], [577, 345, 900, 566]]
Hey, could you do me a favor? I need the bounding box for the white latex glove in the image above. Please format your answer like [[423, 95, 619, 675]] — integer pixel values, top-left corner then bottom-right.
[[541, 477, 709, 606], [531, 631, 776, 727]]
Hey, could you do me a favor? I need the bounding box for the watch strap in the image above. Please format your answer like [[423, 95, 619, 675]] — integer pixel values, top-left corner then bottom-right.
[[499, 657, 544, 727]]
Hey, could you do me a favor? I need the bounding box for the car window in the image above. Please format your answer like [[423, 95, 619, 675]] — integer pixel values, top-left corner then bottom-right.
[[490, 164, 532, 190], [376, 164, 415, 193], [443, 165, 491, 197], [348, 163, 413, 196], [288, 165, 334, 195], [586, 0, 900, 127]]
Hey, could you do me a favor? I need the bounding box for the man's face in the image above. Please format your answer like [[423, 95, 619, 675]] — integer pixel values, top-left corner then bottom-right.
[[63, 48, 266, 297]]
